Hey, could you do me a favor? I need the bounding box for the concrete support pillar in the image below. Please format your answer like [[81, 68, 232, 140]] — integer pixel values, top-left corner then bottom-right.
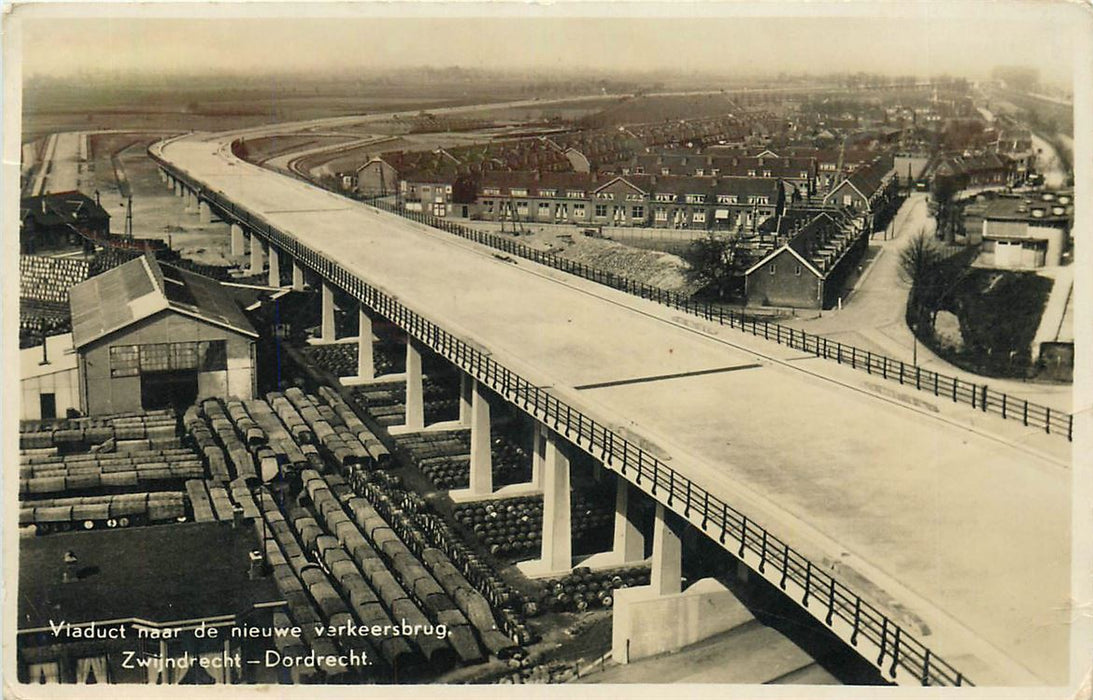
[[249, 235, 264, 275], [198, 200, 212, 224], [402, 339, 425, 431], [517, 430, 572, 577], [356, 308, 374, 379], [465, 381, 493, 497], [530, 421, 546, 489], [321, 281, 336, 343], [230, 224, 245, 257], [539, 433, 572, 572], [292, 259, 306, 291], [174, 180, 183, 197], [612, 480, 645, 563], [457, 372, 473, 426], [650, 503, 683, 597], [185, 190, 197, 212], [267, 246, 281, 287]]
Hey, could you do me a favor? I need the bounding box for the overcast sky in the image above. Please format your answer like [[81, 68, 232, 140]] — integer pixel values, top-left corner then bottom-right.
[[15, 1, 1081, 86]]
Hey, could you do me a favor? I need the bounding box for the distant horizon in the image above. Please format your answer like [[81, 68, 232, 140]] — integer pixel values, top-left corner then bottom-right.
[[13, 2, 1080, 91]]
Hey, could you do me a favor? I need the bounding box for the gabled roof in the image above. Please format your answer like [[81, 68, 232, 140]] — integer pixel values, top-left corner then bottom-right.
[[21, 191, 110, 227], [744, 244, 824, 278], [592, 176, 648, 195], [70, 255, 257, 349]]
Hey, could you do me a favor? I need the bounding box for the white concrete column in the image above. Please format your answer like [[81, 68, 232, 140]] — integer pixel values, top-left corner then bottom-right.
[[230, 224, 245, 257], [518, 430, 572, 577], [402, 339, 425, 431], [466, 381, 493, 496], [198, 200, 212, 224], [321, 281, 336, 343], [292, 259, 306, 291], [356, 308, 374, 379], [267, 246, 281, 287], [530, 421, 546, 489], [650, 503, 683, 597], [612, 480, 645, 563], [248, 235, 264, 275], [174, 180, 183, 197], [186, 190, 198, 212], [539, 433, 572, 572], [457, 372, 473, 426]]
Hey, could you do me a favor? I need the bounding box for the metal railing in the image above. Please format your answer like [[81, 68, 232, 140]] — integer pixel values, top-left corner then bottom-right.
[[150, 154, 971, 686], [364, 196, 1072, 442]]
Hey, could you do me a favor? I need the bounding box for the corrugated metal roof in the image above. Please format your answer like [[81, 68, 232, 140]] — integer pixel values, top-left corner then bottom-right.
[[69, 255, 257, 349]]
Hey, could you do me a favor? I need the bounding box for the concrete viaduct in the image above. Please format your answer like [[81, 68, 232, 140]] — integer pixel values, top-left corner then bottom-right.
[[149, 131, 1072, 688]]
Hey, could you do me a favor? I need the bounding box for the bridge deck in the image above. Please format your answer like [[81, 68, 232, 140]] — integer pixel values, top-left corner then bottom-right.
[[159, 134, 1071, 685]]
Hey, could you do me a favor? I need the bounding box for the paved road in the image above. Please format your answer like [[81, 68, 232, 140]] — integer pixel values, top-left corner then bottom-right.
[[786, 194, 1072, 411], [157, 132, 1073, 686]]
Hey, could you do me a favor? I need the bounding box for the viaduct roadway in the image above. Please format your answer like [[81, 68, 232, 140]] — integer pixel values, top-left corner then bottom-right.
[[154, 130, 1073, 688]]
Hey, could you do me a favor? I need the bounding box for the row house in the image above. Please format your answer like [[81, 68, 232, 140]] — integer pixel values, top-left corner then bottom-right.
[[932, 152, 1016, 192], [744, 209, 868, 309], [626, 153, 816, 196], [822, 154, 900, 231], [473, 171, 785, 232]]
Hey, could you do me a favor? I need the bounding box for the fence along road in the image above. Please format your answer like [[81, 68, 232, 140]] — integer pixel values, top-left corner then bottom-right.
[[154, 132, 1070, 687]]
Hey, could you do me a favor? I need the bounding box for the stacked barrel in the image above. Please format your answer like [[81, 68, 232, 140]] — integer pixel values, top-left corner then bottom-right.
[[18, 410, 203, 533], [19, 492, 187, 533], [538, 567, 652, 613], [452, 492, 615, 561]]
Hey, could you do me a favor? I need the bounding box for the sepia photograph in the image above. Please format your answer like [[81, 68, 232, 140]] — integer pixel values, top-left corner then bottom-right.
[[3, 1, 1090, 695]]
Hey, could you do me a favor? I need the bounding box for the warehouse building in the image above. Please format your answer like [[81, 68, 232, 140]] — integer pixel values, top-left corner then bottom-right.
[[69, 255, 258, 415]]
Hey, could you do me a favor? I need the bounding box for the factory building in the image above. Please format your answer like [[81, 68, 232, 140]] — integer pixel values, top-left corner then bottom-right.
[[69, 255, 258, 415]]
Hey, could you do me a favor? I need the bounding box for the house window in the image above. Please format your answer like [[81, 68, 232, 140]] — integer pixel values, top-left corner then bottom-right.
[[685, 194, 706, 204], [483, 187, 501, 196], [747, 169, 757, 176], [795, 265, 802, 276], [695, 168, 705, 176], [763, 170, 772, 177], [661, 168, 671, 176], [769, 264, 776, 275], [631, 206, 644, 219], [655, 208, 668, 222], [595, 192, 615, 200], [573, 203, 586, 218], [511, 188, 528, 197], [594, 204, 608, 218], [717, 195, 737, 205], [635, 167, 645, 174], [483, 200, 495, 213], [516, 201, 529, 216], [539, 189, 557, 198], [842, 195, 853, 206], [567, 190, 585, 199], [538, 202, 551, 218], [655, 193, 674, 203], [693, 211, 707, 223], [625, 194, 644, 202]]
